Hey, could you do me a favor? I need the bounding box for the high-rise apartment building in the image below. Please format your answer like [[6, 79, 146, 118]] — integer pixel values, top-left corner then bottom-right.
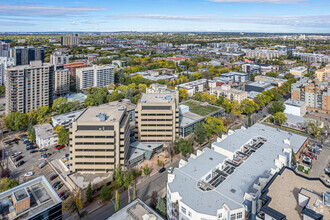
[[5, 61, 54, 114], [0, 41, 10, 57], [61, 34, 79, 46], [69, 106, 130, 173], [135, 93, 179, 143], [50, 51, 70, 65], [63, 62, 90, 77], [76, 65, 115, 91], [54, 68, 70, 96], [291, 78, 330, 114], [9, 46, 45, 66], [0, 57, 14, 85], [315, 65, 330, 82]]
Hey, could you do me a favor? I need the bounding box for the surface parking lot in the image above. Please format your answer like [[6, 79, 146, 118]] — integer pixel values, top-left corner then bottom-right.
[[2, 133, 70, 199]]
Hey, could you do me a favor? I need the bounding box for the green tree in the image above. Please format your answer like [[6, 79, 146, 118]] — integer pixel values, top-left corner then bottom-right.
[[5, 112, 27, 131], [86, 183, 93, 202], [101, 185, 111, 201], [0, 178, 19, 192], [0, 85, 5, 96], [57, 127, 69, 145], [123, 171, 134, 189], [270, 101, 285, 114], [52, 97, 67, 111], [156, 197, 166, 217], [306, 120, 323, 139], [274, 112, 287, 126], [194, 123, 206, 145], [248, 116, 252, 127], [115, 190, 120, 212], [114, 164, 123, 189], [143, 164, 150, 175], [291, 148, 297, 166], [28, 124, 36, 142], [240, 99, 259, 116]]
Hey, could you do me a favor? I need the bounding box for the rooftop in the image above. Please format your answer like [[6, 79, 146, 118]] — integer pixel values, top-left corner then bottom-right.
[[77, 106, 126, 123], [51, 109, 86, 123], [99, 99, 136, 112], [0, 176, 61, 220], [219, 71, 248, 77], [107, 198, 164, 220], [284, 99, 306, 107], [34, 124, 57, 140], [140, 93, 175, 104], [247, 81, 273, 89], [180, 100, 221, 116], [262, 168, 330, 220]]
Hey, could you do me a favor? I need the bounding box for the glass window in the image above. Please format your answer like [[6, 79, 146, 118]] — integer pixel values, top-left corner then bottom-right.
[[181, 206, 186, 214], [237, 212, 242, 219], [230, 214, 236, 220]]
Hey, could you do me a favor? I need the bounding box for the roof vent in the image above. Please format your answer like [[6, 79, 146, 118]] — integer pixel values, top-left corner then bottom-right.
[[209, 157, 213, 160], [118, 107, 124, 111], [230, 189, 236, 193], [96, 113, 107, 122]]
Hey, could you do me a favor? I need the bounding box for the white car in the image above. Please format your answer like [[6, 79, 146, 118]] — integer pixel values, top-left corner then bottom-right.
[[12, 152, 22, 158], [24, 172, 34, 177], [168, 167, 173, 174]]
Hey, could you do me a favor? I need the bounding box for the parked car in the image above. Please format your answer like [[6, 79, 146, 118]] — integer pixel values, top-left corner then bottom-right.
[[16, 161, 25, 167], [159, 167, 166, 173], [304, 152, 314, 159], [13, 155, 23, 162], [24, 171, 34, 177], [26, 145, 37, 150], [50, 174, 58, 181], [168, 167, 173, 174], [30, 150, 38, 154], [56, 145, 65, 150], [302, 156, 312, 165], [11, 152, 22, 158], [40, 148, 47, 152], [61, 194, 68, 200], [325, 168, 330, 175], [52, 181, 61, 189], [39, 161, 48, 169], [19, 134, 27, 139], [55, 183, 64, 190], [58, 191, 65, 198]]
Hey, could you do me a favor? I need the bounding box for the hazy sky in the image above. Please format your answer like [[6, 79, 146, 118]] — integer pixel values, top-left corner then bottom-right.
[[0, 0, 329, 33]]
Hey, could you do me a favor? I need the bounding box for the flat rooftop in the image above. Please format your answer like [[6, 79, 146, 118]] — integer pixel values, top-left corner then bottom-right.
[[34, 124, 57, 140], [213, 87, 247, 95], [0, 176, 61, 220], [51, 108, 86, 122], [247, 81, 273, 88], [179, 111, 204, 128], [265, 168, 330, 220], [284, 99, 305, 107], [140, 93, 175, 103], [107, 198, 164, 220], [99, 99, 136, 112], [77, 106, 125, 122], [180, 100, 222, 116], [68, 172, 112, 190]]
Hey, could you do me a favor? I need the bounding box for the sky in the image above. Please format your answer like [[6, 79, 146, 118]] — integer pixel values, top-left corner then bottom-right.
[[0, 0, 329, 33]]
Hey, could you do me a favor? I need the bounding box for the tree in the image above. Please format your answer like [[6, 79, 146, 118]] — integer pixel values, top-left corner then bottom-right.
[[240, 99, 259, 116], [149, 191, 158, 209], [115, 190, 120, 212], [306, 120, 323, 139], [273, 112, 287, 126], [0, 168, 11, 178], [5, 112, 27, 131], [248, 116, 252, 127], [52, 97, 67, 111], [101, 185, 111, 201], [156, 197, 166, 217], [143, 164, 150, 176], [86, 183, 93, 202], [74, 190, 83, 211], [57, 127, 69, 145], [179, 89, 188, 101], [0, 178, 18, 192], [194, 123, 206, 145], [114, 164, 123, 189], [265, 71, 278, 78], [123, 171, 134, 189], [132, 182, 137, 201], [270, 101, 285, 114], [0, 85, 5, 96], [291, 148, 297, 166]]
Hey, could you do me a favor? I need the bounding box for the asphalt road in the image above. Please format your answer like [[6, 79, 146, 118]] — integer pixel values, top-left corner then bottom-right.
[[64, 160, 179, 220]]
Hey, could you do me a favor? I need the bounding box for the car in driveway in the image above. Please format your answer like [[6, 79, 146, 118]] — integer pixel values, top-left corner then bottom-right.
[[11, 152, 22, 158], [24, 171, 34, 177], [13, 155, 23, 162], [16, 161, 25, 167], [50, 174, 58, 181]]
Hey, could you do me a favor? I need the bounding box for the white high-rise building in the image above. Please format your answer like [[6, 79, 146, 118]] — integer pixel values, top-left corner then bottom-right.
[[76, 65, 115, 91], [0, 57, 14, 85], [50, 51, 70, 65]]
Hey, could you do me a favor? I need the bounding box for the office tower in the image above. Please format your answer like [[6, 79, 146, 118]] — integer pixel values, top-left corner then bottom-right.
[[69, 106, 130, 173], [135, 93, 179, 143], [76, 65, 115, 91], [61, 34, 79, 46], [9, 46, 45, 65], [54, 68, 70, 96], [291, 78, 330, 114], [5, 61, 54, 114], [50, 51, 70, 65], [0, 41, 10, 57], [0, 57, 14, 85]]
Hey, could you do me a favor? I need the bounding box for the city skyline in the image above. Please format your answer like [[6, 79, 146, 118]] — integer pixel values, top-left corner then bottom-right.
[[0, 0, 329, 33]]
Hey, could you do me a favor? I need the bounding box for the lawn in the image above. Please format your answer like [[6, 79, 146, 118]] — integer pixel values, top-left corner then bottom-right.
[[182, 100, 220, 116]]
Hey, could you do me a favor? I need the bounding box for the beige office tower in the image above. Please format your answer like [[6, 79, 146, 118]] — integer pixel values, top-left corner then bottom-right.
[[135, 93, 179, 143], [5, 61, 54, 114], [69, 106, 130, 173], [54, 68, 70, 96]]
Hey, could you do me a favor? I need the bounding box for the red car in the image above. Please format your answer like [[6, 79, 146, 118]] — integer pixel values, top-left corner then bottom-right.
[[304, 152, 314, 159], [13, 155, 23, 162], [56, 145, 65, 150]]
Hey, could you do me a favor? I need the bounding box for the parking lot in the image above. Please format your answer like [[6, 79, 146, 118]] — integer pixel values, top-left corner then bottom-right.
[[2, 133, 70, 199]]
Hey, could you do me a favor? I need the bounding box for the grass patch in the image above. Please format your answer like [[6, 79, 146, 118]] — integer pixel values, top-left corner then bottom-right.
[[297, 164, 310, 174], [182, 100, 220, 116]]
